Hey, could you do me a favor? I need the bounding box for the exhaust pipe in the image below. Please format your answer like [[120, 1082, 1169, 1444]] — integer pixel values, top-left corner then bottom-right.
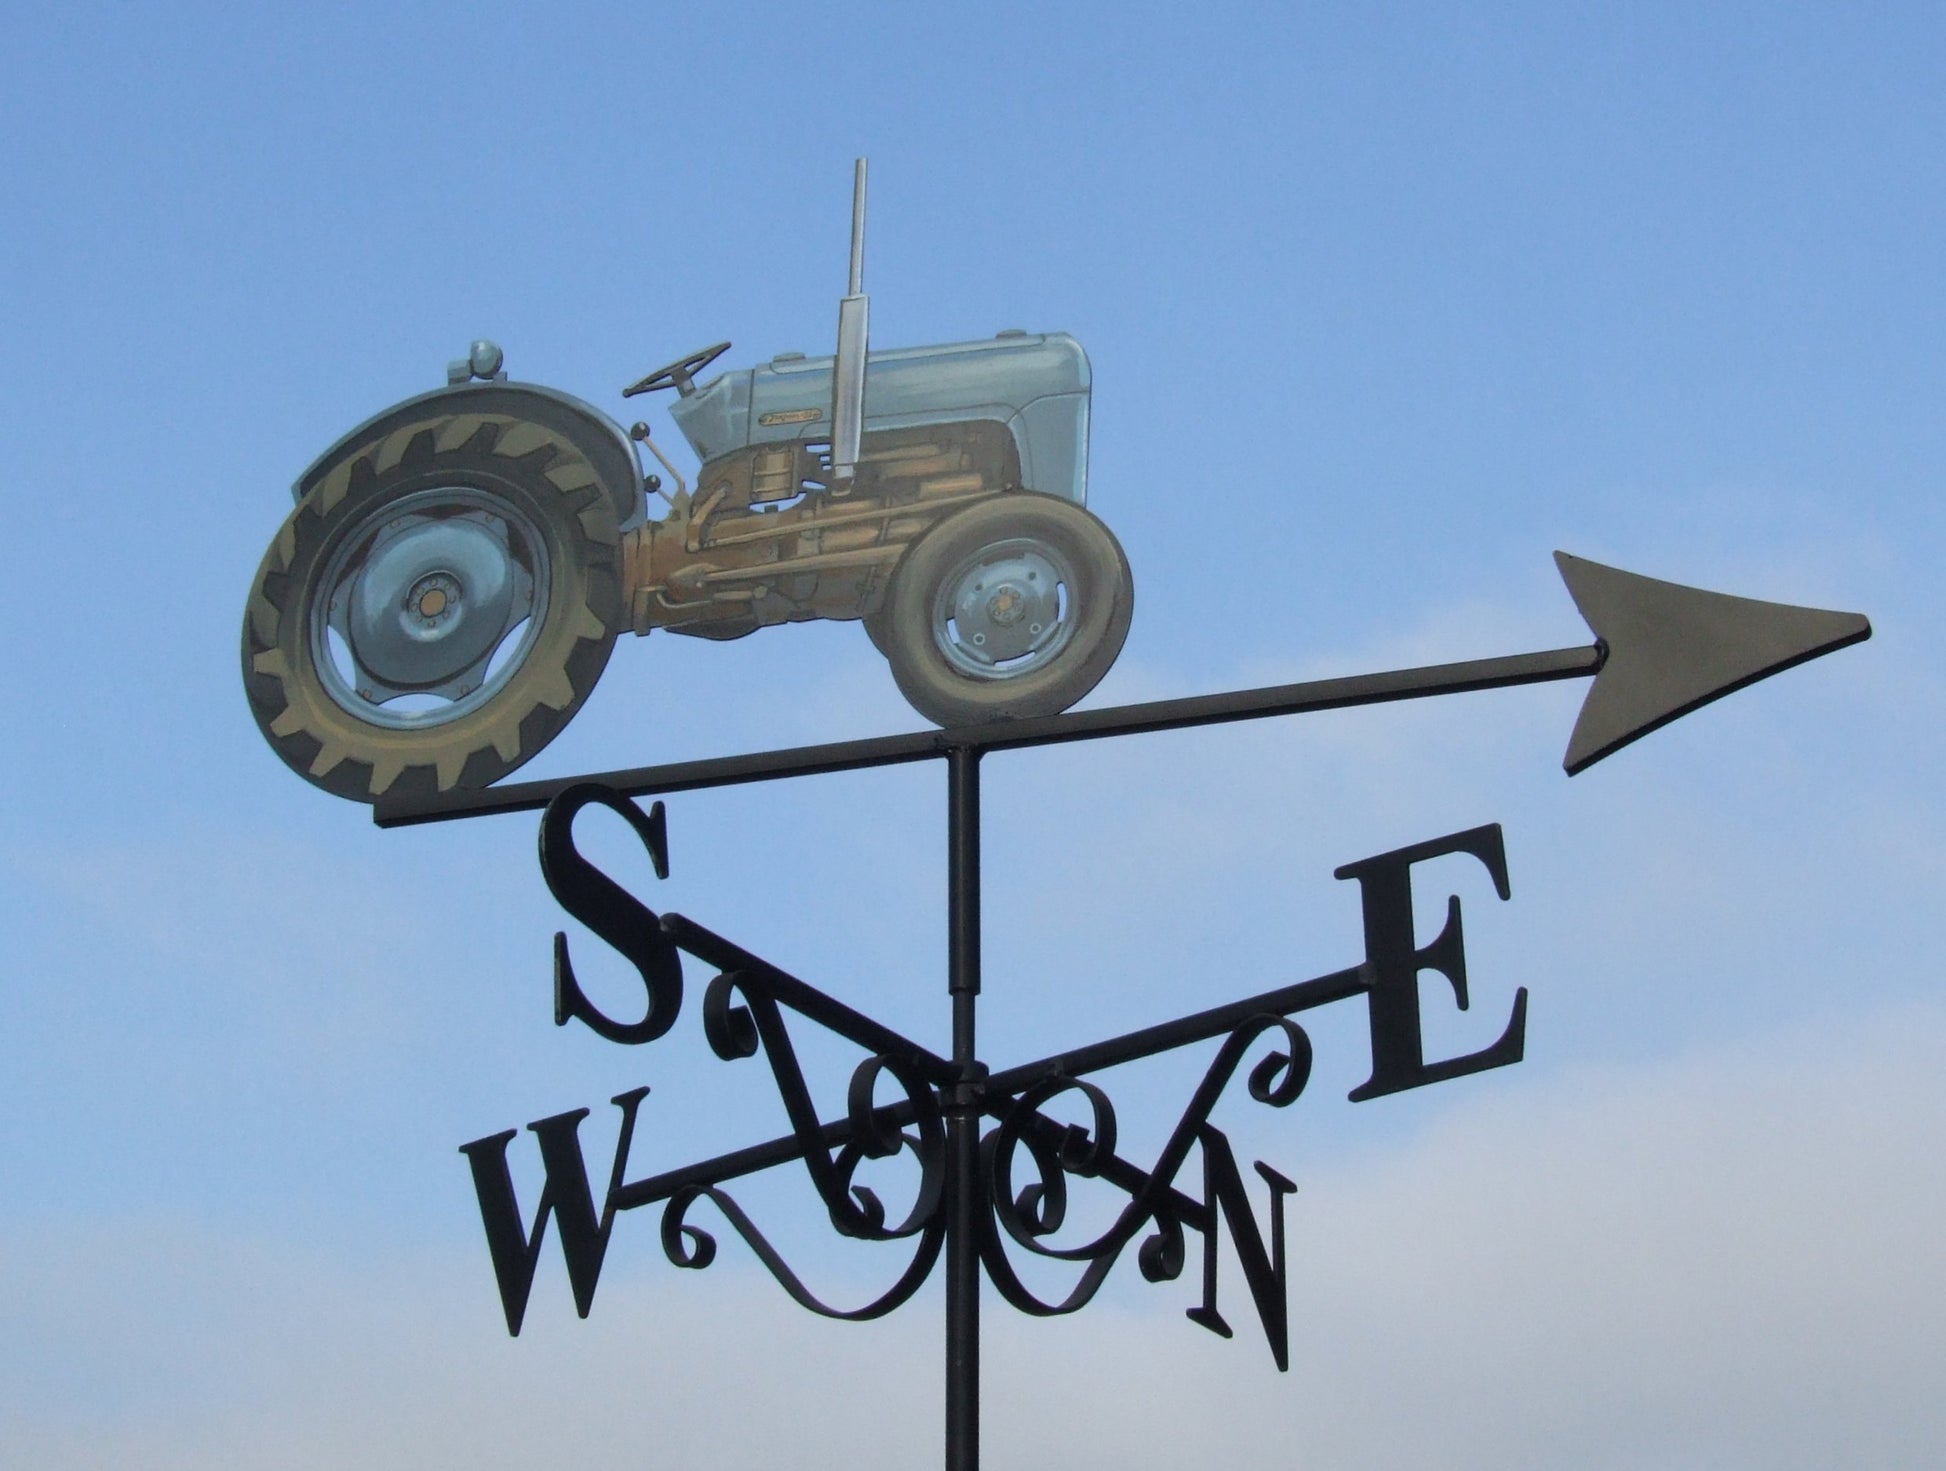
[[830, 158, 869, 483]]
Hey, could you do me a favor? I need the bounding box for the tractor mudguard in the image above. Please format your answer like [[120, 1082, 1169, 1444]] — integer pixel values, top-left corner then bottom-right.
[[292, 380, 645, 528]]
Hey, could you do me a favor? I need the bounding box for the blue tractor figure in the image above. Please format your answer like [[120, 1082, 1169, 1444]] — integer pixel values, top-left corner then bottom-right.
[[242, 163, 1132, 802]]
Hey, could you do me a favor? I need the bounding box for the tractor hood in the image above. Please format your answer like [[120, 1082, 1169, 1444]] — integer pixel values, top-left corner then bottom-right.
[[667, 331, 1092, 503]]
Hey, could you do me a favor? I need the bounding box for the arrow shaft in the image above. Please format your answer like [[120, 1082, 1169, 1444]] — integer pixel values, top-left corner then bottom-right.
[[376, 644, 1602, 826]]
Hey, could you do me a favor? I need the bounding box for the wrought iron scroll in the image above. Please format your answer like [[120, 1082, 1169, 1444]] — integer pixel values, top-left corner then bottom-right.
[[978, 1016, 1311, 1346]]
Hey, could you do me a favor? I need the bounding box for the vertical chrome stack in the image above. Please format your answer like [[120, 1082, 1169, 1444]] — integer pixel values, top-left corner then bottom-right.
[[831, 158, 870, 483]]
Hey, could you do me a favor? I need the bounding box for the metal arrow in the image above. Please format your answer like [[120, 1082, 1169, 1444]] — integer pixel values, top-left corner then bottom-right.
[[1554, 552, 1871, 774], [374, 552, 1871, 827]]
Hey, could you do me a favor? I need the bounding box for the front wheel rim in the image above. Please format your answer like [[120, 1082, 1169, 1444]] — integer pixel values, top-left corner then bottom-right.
[[929, 536, 1079, 680]]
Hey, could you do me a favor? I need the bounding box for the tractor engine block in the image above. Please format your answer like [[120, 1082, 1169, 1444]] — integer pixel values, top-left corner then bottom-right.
[[623, 422, 1021, 640]]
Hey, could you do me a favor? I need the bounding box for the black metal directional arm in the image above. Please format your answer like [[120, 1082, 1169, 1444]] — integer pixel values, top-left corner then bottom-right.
[[602, 942, 1368, 1211], [379, 644, 1603, 826], [660, 912, 953, 1087], [463, 806, 1523, 1366], [984, 960, 1368, 1097]]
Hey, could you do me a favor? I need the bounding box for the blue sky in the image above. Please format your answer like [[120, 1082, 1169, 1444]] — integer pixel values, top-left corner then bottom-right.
[[2, 4, 1941, 1466]]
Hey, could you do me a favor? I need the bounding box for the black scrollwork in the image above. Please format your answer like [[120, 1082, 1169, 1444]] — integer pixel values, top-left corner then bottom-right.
[[990, 1076, 1121, 1260], [834, 1053, 945, 1238], [978, 1014, 1315, 1318], [1246, 1016, 1314, 1107], [659, 1184, 945, 1322], [1137, 1212, 1187, 1284], [699, 968, 944, 1242], [701, 969, 760, 1060], [626, 957, 952, 1321]]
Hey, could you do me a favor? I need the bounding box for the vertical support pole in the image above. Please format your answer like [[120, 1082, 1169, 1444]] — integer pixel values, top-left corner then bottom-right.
[[945, 743, 983, 1471]]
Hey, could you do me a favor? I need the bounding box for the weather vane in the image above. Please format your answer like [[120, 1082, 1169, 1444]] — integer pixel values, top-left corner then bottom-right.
[[239, 161, 1869, 1470]]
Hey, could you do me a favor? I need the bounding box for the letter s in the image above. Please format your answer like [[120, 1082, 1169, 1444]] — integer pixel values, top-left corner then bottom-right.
[[539, 783, 682, 1044]]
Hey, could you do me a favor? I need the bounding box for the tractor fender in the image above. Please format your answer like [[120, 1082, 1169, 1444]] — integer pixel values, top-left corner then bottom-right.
[[291, 380, 645, 528]]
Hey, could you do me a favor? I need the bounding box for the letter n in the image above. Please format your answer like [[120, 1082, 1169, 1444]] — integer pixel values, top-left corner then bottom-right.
[[1184, 1124, 1298, 1371], [458, 1087, 648, 1335]]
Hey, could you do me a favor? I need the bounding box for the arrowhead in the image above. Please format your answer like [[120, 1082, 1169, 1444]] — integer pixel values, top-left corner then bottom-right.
[[1555, 552, 1870, 775]]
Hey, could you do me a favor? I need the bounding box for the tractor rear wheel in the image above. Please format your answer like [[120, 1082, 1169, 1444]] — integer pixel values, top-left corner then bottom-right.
[[241, 415, 624, 802]]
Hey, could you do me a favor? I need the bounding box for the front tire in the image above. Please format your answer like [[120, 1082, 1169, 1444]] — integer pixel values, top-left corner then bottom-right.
[[242, 414, 625, 802], [879, 493, 1132, 727]]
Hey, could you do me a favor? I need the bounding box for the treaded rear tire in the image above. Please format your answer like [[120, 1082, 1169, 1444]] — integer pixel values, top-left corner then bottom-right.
[[241, 413, 624, 802]]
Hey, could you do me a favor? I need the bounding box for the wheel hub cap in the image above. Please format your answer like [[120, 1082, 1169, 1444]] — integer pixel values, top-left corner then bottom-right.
[[412, 578, 454, 622], [310, 484, 548, 729], [935, 540, 1075, 677], [348, 514, 517, 686]]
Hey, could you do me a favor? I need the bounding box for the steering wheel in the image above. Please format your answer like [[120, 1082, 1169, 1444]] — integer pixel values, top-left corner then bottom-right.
[[624, 341, 732, 399]]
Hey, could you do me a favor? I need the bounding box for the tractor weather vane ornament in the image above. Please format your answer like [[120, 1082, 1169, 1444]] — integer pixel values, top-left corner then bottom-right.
[[242, 158, 1125, 803], [239, 162, 1872, 1469]]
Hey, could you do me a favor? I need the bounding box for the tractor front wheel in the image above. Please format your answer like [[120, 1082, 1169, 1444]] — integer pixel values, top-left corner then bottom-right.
[[878, 494, 1132, 728]]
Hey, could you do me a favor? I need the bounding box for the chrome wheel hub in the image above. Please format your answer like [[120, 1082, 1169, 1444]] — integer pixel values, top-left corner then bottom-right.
[[932, 538, 1076, 679], [311, 486, 548, 727]]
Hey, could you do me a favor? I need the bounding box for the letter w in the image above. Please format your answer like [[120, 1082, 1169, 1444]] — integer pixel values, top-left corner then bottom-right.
[[458, 1087, 648, 1335]]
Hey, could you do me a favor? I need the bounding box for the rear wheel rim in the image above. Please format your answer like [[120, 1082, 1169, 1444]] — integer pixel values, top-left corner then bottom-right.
[[310, 484, 552, 731]]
